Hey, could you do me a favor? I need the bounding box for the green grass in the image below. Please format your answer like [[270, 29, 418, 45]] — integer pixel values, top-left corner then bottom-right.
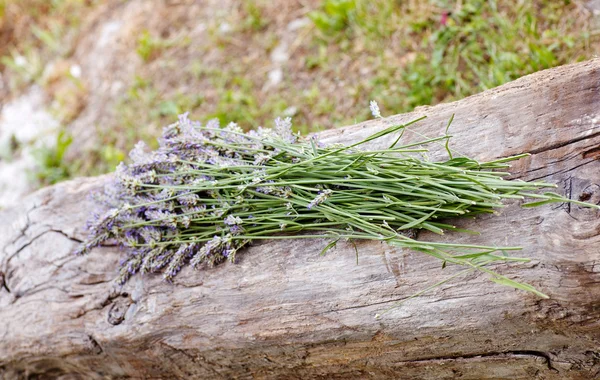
[[31, 129, 74, 186], [181, 0, 592, 137], [0, 0, 96, 91], [136, 30, 191, 62], [307, 0, 590, 114], [398, 0, 587, 109]]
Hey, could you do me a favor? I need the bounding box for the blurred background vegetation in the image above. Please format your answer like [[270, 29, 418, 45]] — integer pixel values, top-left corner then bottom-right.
[[0, 0, 598, 193]]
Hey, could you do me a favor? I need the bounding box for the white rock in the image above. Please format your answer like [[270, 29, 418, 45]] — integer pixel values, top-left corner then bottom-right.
[[287, 17, 310, 32], [219, 22, 231, 34], [283, 106, 297, 117], [270, 42, 289, 64], [0, 86, 59, 208], [14, 55, 27, 67], [267, 68, 283, 87], [69, 64, 82, 78]]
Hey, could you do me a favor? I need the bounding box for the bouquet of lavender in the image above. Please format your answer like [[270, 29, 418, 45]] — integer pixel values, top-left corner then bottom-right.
[[75, 106, 596, 300]]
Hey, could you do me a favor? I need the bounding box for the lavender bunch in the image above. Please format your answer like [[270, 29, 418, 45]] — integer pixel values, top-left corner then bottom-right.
[[76, 107, 597, 301]]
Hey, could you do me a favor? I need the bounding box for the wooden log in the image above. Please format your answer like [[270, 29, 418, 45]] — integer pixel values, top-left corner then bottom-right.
[[1, 59, 600, 379]]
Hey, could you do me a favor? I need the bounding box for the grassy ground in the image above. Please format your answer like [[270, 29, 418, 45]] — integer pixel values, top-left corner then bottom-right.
[[0, 0, 598, 185], [0, 0, 97, 94]]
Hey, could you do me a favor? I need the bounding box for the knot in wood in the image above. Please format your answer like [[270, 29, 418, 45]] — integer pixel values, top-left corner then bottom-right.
[[107, 295, 132, 325], [567, 179, 600, 221]]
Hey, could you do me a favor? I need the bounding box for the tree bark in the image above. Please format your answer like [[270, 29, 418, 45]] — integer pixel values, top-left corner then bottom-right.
[[1, 59, 600, 380]]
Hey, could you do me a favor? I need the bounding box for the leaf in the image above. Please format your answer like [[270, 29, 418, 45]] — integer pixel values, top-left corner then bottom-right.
[[444, 114, 455, 159], [399, 209, 437, 231], [350, 239, 359, 265], [489, 276, 549, 299], [388, 128, 406, 149], [521, 199, 559, 208], [444, 157, 478, 167], [335, 154, 364, 173], [366, 164, 380, 175], [451, 250, 497, 260], [320, 239, 339, 256], [310, 137, 319, 156]]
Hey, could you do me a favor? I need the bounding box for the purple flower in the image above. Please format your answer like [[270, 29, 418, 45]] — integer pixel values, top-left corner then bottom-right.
[[369, 100, 381, 118], [182, 205, 207, 219], [274, 117, 297, 143], [190, 235, 224, 268], [79, 112, 314, 284], [253, 153, 271, 166], [307, 189, 333, 209], [224, 215, 243, 226], [129, 141, 150, 165], [178, 192, 200, 205], [163, 243, 200, 281], [229, 224, 244, 235], [145, 210, 177, 229]]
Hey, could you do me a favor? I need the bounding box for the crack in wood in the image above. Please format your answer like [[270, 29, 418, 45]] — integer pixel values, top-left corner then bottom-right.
[[70, 288, 125, 320], [49, 229, 83, 244], [527, 159, 596, 182], [1, 203, 40, 260], [528, 130, 600, 155], [583, 145, 600, 160], [12, 285, 71, 301], [86, 334, 103, 355], [2, 228, 85, 298], [396, 350, 558, 372], [159, 341, 226, 379], [5, 230, 53, 267], [0, 271, 9, 293]]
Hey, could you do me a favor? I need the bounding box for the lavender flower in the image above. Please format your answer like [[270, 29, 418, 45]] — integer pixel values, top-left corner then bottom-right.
[[179, 215, 191, 228], [140, 227, 162, 245], [129, 141, 150, 165], [229, 224, 244, 235], [274, 117, 297, 143], [140, 247, 165, 274], [145, 210, 177, 229], [81, 112, 315, 283], [370, 100, 382, 118], [89, 208, 121, 234], [73, 232, 111, 256], [140, 247, 174, 274], [275, 186, 293, 198], [224, 215, 243, 225], [206, 118, 220, 130], [190, 235, 224, 268], [307, 189, 333, 209], [182, 205, 207, 219], [163, 243, 199, 281], [253, 153, 271, 166], [116, 252, 144, 285], [178, 192, 200, 205]]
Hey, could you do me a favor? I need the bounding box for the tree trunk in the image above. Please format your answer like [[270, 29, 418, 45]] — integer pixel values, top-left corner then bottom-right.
[[1, 59, 600, 380]]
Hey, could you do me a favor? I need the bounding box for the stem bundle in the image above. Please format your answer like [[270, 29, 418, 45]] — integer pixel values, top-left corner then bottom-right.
[[75, 112, 597, 302]]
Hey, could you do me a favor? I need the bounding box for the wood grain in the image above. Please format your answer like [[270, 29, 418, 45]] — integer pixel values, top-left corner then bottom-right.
[[1, 59, 600, 379]]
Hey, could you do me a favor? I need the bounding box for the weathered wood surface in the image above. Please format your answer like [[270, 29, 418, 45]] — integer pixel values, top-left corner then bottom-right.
[[1, 59, 600, 380]]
